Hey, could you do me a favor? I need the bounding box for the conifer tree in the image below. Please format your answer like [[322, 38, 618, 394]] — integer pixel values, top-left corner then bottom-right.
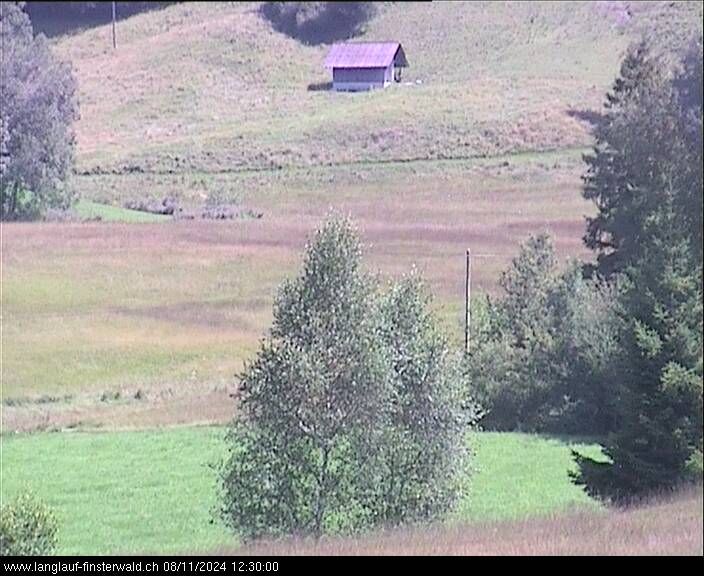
[[575, 40, 703, 499]]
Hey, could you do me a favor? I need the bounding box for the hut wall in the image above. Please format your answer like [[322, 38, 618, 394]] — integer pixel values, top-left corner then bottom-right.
[[332, 66, 389, 91]]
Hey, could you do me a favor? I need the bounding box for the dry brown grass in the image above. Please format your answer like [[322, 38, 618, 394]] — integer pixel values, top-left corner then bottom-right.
[[1, 385, 234, 433], [2, 157, 592, 431], [216, 486, 704, 556]]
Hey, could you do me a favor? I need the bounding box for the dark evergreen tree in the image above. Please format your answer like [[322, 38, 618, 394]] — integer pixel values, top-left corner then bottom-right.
[[673, 37, 703, 263], [574, 196, 703, 499], [582, 42, 686, 279], [575, 40, 703, 500]]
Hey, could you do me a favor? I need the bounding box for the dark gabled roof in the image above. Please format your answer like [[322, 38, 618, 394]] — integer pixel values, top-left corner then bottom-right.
[[324, 41, 408, 69]]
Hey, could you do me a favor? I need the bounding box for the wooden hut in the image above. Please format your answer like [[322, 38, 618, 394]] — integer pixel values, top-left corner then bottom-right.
[[324, 42, 409, 92]]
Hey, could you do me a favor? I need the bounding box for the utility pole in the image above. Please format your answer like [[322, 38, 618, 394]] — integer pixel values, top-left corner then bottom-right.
[[464, 248, 471, 354], [112, 2, 117, 49]]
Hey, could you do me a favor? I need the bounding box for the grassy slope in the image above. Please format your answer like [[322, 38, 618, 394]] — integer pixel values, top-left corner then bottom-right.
[[0, 430, 601, 555], [55, 1, 702, 192]]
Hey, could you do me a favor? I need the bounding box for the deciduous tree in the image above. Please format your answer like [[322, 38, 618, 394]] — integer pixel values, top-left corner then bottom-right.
[[220, 219, 477, 539], [0, 1, 78, 220]]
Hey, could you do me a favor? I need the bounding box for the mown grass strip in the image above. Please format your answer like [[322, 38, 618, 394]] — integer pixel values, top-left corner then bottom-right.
[[74, 200, 170, 223]]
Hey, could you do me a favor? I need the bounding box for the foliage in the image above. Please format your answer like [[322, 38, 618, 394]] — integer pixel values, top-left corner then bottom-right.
[[673, 37, 703, 263], [550, 266, 621, 433], [574, 40, 704, 501], [468, 234, 619, 433], [468, 234, 561, 431], [220, 218, 390, 539], [0, 1, 78, 220], [363, 275, 481, 525], [685, 450, 703, 481], [582, 40, 702, 279], [573, 218, 703, 500], [220, 218, 476, 540], [260, 2, 376, 45], [0, 490, 58, 556]]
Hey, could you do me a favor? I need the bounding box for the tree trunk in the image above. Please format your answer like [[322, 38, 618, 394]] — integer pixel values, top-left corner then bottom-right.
[[313, 446, 330, 539]]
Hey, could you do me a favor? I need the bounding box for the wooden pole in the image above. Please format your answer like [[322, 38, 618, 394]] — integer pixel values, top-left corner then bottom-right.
[[112, 2, 117, 49], [465, 248, 471, 354]]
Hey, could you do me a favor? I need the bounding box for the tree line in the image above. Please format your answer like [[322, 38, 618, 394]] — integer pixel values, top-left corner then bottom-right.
[[470, 38, 702, 500]]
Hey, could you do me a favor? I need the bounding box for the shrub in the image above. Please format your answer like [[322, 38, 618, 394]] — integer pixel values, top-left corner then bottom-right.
[[0, 491, 58, 556], [468, 234, 619, 433], [260, 2, 376, 45]]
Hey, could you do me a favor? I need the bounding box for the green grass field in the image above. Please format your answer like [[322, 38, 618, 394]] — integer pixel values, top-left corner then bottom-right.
[[73, 200, 171, 223], [455, 433, 602, 522], [0, 430, 601, 555]]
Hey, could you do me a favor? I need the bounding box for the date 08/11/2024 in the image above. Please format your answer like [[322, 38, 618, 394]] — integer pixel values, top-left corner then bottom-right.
[[162, 561, 279, 573]]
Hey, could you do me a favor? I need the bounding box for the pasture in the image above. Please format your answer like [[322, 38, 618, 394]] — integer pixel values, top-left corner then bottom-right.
[[56, 2, 701, 180]]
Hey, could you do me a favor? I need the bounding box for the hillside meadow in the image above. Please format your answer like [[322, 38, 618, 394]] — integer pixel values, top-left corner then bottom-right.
[[55, 1, 701, 179]]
